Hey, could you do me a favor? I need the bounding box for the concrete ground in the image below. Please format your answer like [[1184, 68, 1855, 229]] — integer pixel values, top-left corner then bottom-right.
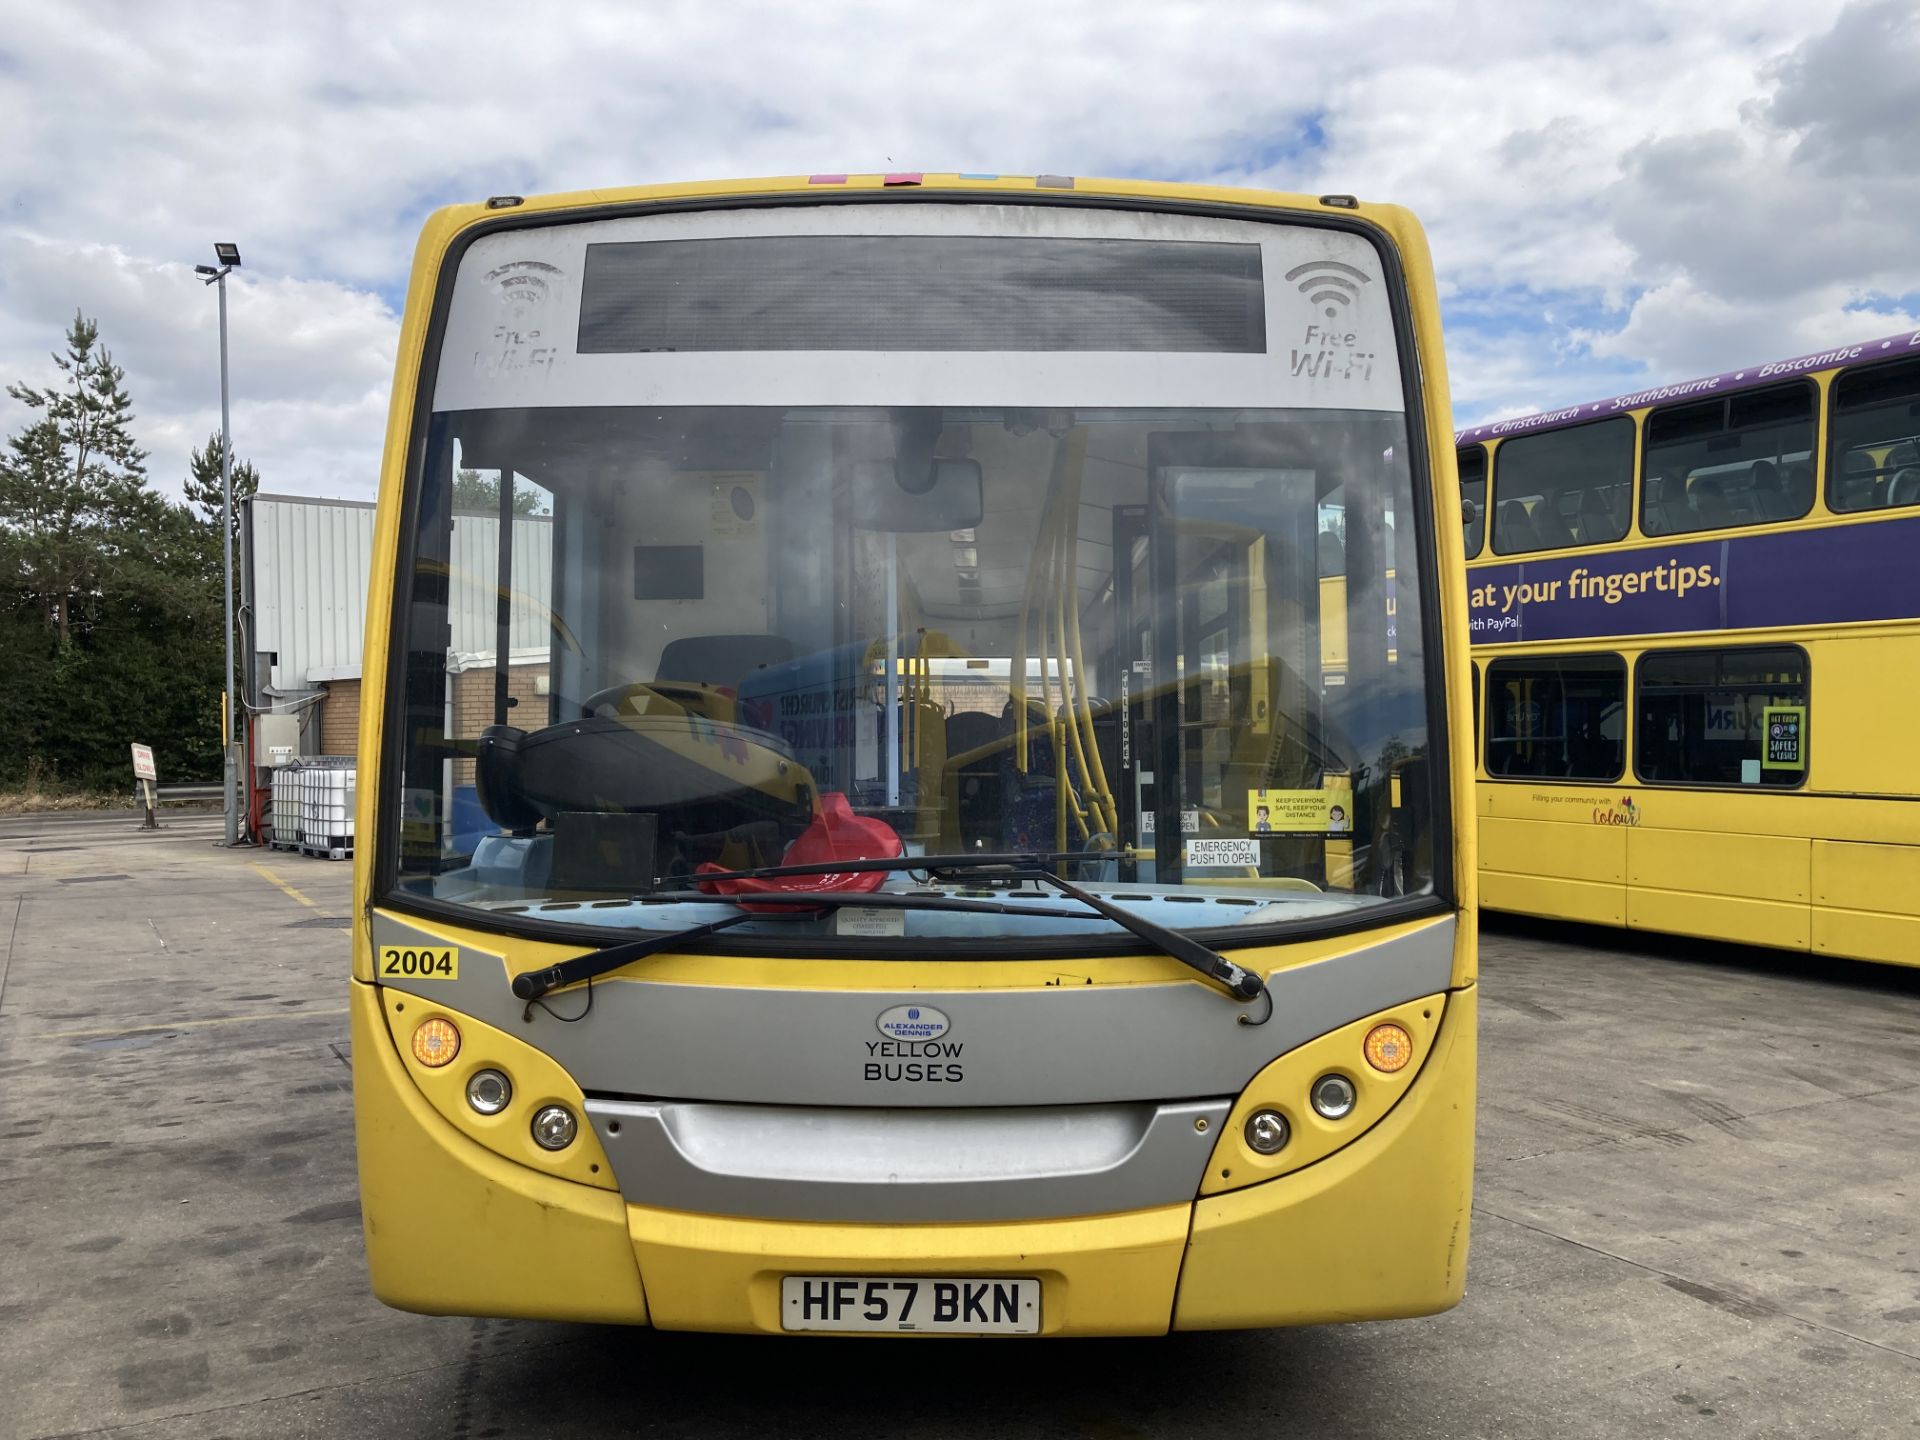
[[1, 809, 1916, 1440]]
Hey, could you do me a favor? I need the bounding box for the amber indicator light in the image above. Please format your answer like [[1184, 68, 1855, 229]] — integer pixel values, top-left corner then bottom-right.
[[1364, 1023, 1413, 1073], [411, 1017, 461, 1068]]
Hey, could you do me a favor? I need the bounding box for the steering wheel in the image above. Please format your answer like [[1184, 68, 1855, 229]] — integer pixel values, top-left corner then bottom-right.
[[581, 680, 733, 719]]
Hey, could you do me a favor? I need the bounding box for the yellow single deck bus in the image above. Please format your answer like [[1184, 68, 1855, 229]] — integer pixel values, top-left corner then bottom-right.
[[1459, 331, 1920, 966], [353, 173, 1476, 1335]]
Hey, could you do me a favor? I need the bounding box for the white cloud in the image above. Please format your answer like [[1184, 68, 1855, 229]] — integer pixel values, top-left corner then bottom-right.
[[0, 234, 395, 499], [1, 0, 1915, 484], [1581, 0, 1920, 379]]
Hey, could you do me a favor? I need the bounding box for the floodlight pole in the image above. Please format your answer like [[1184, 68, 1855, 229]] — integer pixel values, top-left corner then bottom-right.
[[200, 246, 242, 846], [218, 268, 237, 846]]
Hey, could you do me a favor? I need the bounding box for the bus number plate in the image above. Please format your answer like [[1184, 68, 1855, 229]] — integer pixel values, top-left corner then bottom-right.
[[378, 946, 458, 980], [781, 1275, 1040, 1333]]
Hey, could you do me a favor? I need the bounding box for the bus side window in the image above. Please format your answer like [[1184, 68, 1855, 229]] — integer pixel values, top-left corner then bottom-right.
[[1492, 418, 1632, 555], [1828, 355, 1920, 513], [1643, 380, 1814, 536], [1483, 654, 1625, 782], [1457, 446, 1486, 558], [1635, 646, 1808, 788]]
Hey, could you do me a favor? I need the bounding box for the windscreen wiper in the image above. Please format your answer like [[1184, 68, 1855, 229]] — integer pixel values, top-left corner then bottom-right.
[[679, 853, 1271, 1013], [511, 912, 762, 1001], [509, 888, 1100, 1002], [644, 889, 1098, 920]]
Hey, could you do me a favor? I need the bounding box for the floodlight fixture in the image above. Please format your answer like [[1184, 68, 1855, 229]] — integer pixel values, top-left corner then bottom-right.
[[213, 242, 241, 267], [195, 264, 220, 277]]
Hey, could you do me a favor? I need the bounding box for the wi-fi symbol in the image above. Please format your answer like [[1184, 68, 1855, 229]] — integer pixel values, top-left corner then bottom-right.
[[1285, 260, 1371, 319], [484, 259, 564, 313]]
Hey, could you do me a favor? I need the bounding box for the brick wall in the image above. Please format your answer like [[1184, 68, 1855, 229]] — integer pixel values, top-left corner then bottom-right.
[[315, 666, 550, 778], [451, 664, 550, 785], [320, 679, 361, 757]]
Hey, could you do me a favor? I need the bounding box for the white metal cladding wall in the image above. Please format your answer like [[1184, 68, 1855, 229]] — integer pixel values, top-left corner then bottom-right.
[[250, 495, 554, 689], [251, 496, 377, 690], [448, 513, 555, 659]]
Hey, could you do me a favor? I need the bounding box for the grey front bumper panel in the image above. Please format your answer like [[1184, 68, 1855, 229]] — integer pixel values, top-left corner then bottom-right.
[[584, 1096, 1231, 1222]]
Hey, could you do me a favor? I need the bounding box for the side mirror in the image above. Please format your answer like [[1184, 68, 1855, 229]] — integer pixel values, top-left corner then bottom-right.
[[851, 457, 984, 533]]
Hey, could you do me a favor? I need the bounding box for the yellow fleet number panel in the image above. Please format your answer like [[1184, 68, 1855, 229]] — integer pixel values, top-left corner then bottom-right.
[[378, 945, 458, 980]]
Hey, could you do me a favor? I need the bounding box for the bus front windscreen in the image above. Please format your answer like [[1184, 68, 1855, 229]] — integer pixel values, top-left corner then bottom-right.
[[387, 204, 1438, 946]]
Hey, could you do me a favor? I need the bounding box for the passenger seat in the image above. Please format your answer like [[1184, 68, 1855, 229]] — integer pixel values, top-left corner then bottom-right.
[[1780, 461, 1815, 517], [1496, 500, 1541, 553], [1887, 444, 1920, 508], [1837, 451, 1878, 511], [1749, 460, 1788, 522]]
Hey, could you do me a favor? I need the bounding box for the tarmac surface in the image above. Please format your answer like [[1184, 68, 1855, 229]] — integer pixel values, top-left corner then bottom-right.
[[1, 807, 1916, 1439]]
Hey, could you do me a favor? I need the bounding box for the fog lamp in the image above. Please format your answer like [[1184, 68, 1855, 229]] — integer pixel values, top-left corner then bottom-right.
[[410, 1018, 460, 1068], [466, 1069, 512, 1115], [1244, 1108, 1290, 1155], [1310, 1073, 1358, 1120], [531, 1104, 578, 1151], [1364, 1023, 1414, 1073]]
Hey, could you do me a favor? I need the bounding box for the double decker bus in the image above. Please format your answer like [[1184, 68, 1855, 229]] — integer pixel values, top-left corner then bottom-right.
[[1459, 331, 1920, 967], [353, 173, 1475, 1335]]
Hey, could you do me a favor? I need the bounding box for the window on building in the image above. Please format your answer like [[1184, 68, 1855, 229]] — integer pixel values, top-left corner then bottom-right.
[[1458, 445, 1486, 558], [1485, 654, 1626, 781], [1636, 647, 1808, 788], [1829, 356, 1920, 513], [1492, 417, 1633, 554], [1641, 381, 1816, 535]]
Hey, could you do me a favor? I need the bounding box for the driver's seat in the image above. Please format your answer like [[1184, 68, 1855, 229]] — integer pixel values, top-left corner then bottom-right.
[[656, 634, 796, 690]]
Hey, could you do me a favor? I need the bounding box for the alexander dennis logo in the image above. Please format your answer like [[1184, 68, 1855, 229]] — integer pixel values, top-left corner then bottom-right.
[[876, 1004, 950, 1041]]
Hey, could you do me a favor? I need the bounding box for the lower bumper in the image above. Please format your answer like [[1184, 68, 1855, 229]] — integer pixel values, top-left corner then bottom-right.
[[629, 1202, 1190, 1336], [356, 982, 1475, 1333]]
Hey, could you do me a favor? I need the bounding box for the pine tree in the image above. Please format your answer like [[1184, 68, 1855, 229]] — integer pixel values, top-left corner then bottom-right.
[[0, 312, 225, 789], [454, 468, 547, 515], [1, 312, 151, 643], [183, 431, 262, 611], [184, 431, 261, 536]]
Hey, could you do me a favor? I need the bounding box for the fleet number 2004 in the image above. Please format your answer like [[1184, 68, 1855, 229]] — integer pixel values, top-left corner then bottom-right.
[[378, 946, 458, 979]]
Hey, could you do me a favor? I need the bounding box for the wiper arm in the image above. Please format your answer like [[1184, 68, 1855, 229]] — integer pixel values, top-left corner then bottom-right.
[[1013, 867, 1268, 1010], [511, 912, 762, 1001], [662, 851, 1088, 887], [645, 889, 1098, 920], [509, 887, 1100, 1002], [683, 852, 1270, 1013]]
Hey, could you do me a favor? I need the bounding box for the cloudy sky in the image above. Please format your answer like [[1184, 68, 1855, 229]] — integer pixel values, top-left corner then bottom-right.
[[1, 0, 1914, 502]]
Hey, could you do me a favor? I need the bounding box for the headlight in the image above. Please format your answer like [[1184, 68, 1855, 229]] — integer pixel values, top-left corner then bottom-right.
[[1310, 1073, 1357, 1120], [466, 1069, 512, 1115], [1244, 1108, 1290, 1155], [531, 1104, 578, 1151]]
